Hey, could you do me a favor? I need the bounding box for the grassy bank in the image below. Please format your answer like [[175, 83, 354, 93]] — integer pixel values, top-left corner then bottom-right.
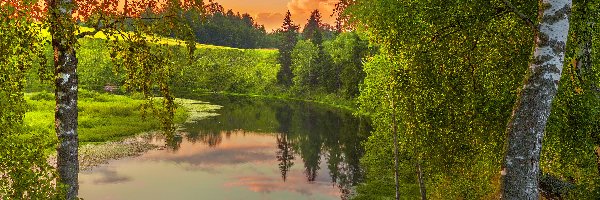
[[205, 91, 359, 113], [24, 90, 188, 147], [26, 36, 359, 111], [29, 91, 224, 170]]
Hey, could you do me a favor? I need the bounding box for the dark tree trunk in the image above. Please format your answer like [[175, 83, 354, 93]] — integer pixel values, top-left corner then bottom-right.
[[501, 1, 572, 199], [538, 173, 575, 199], [49, 0, 79, 199], [575, 17, 595, 92], [595, 147, 600, 175], [54, 46, 79, 200]]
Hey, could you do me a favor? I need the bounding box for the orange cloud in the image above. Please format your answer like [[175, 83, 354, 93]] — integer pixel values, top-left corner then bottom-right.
[[206, 0, 337, 31], [256, 12, 285, 31], [287, 0, 337, 28]]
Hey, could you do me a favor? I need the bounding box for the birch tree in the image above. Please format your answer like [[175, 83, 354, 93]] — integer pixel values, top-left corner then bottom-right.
[[47, 1, 79, 198], [43, 0, 202, 199], [501, 0, 573, 199]]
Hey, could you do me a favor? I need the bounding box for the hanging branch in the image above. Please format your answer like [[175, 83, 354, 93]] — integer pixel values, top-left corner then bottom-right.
[[502, 0, 536, 31]]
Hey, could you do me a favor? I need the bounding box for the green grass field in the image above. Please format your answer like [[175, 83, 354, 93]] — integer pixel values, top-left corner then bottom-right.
[[24, 90, 188, 146], [28, 26, 281, 94]]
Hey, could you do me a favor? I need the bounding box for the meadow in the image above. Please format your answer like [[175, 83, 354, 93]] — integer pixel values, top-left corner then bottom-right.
[[24, 90, 188, 148]]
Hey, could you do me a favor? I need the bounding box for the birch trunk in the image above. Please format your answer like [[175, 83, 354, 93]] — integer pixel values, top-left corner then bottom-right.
[[49, 0, 79, 199], [501, 0, 572, 199], [416, 162, 426, 200], [391, 97, 399, 200]]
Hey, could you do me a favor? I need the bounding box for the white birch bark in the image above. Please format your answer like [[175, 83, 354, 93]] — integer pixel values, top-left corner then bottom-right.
[[502, 0, 572, 199], [49, 0, 79, 199]]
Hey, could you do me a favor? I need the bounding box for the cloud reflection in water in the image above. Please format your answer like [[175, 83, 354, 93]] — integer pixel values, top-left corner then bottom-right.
[[90, 168, 132, 185]]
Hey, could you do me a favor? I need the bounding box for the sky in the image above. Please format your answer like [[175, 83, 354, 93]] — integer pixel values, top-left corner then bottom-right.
[[213, 0, 338, 31], [72, 0, 337, 32]]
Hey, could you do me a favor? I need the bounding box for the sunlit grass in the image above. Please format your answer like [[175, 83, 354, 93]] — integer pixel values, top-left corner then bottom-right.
[[24, 90, 189, 145], [35, 25, 277, 54], [75, 26, 277, 52]]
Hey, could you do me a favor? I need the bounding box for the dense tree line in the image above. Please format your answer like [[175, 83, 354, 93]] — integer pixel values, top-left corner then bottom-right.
[[277, 9, 370, 100], [130, 1, 281, 49], [190, 1, 280, 49]]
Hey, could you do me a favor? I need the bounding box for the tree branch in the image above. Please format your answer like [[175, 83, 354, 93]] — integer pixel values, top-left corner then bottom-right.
[[76, 13, 176, 39], [431, 9, 509, 42], [502, 0, 536, 30], [76, 13, 116, 39], [539, 173, 575, 200], [125, 15, 177, 21], [76, 20, 119, 39]]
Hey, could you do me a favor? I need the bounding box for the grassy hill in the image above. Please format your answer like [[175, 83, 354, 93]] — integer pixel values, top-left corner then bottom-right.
[[28, 27, 280, 95]]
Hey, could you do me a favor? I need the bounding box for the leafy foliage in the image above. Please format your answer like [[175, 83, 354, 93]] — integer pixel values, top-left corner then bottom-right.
[[26, 36, 281, 97], [290, 32, 370, 99], [0, 1, 62, 198], [350, 0, 599, 199], [0, 1, 61, 199], [291, 40, 320, 92], [172, 47, 280, 94], [349, 0, 538, 198], [324, 32, 369, 97]]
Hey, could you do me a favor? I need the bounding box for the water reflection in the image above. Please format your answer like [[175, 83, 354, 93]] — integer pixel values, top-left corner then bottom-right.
[[92, 168, 131, 184], [79, 95, 370, 200], [276, 133, 294, 182], [180, 95, 371, 198]]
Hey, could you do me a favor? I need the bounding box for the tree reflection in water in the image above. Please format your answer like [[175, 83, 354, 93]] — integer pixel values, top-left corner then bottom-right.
[[276, 133, 294, 182], [177, 94, 371, 199]]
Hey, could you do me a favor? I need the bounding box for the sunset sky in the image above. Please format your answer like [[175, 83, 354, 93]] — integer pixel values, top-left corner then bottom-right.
[[213, 0, 338, 31], [71, 0, 337, 32]]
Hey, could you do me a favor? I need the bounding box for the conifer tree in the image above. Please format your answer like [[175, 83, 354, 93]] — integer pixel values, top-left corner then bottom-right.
[[277, 11, 299, 87]]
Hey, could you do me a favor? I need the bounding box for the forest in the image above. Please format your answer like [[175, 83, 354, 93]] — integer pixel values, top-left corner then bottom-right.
[[1, 0, 599, 199]]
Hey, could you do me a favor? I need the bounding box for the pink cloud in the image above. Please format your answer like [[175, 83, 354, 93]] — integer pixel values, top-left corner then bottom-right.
[[223, 175, 338, 197]]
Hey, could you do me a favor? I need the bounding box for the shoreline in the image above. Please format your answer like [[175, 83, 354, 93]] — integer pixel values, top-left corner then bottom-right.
[[47, 98, 222, 171]]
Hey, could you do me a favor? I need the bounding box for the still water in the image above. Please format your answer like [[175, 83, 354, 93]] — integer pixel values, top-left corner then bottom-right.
[[79, 95, 371, 200]]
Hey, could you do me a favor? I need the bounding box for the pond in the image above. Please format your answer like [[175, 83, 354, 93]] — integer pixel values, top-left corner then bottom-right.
[[79, 95, 371, 200]]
